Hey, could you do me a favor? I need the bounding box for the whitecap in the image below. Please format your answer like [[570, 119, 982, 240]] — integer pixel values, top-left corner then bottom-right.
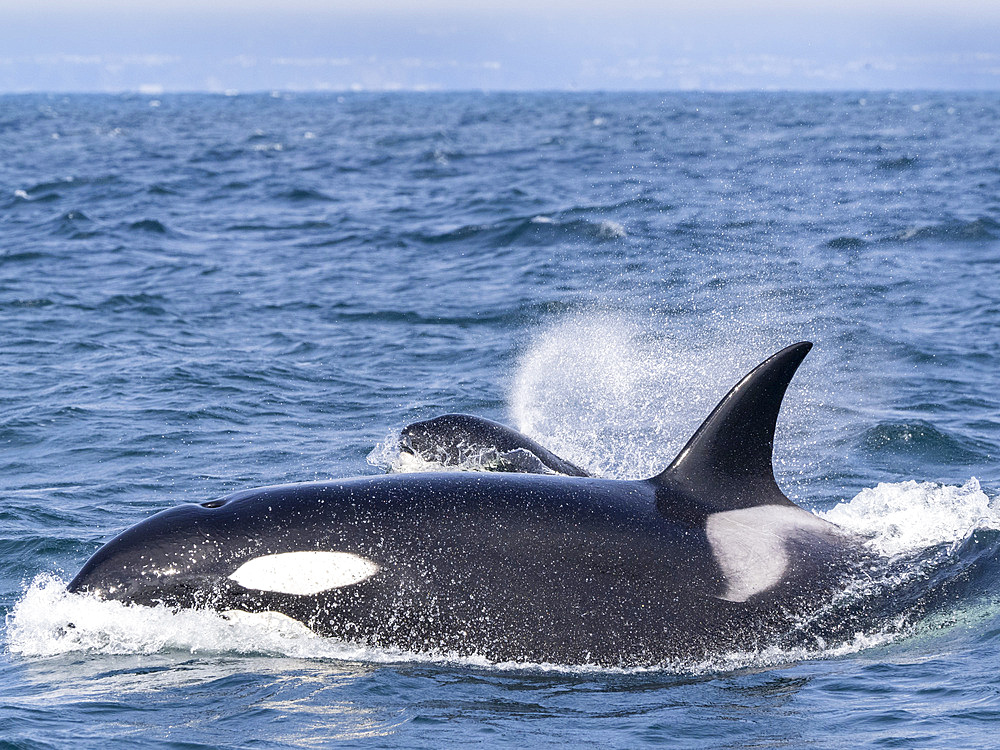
[[596, 220, 626, 239]]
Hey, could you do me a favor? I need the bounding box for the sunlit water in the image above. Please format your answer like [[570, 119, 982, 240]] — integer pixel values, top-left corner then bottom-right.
[[2, 91, 1000, 748]]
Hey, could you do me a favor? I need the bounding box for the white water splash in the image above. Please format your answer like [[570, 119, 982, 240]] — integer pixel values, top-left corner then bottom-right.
[[366, 429, 410, 472], [6, 575, 508, 666], [819, 478, 1000, 557], [508, 313, 807, 479], [6, 575, 327, 659]]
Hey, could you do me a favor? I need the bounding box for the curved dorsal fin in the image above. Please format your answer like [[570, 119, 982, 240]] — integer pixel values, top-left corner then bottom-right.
[[649, 342, 812, 513]]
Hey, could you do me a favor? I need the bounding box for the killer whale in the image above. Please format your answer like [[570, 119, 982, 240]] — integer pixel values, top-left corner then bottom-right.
[[68, 342, 862, 665], [398, 413, 590, 476]]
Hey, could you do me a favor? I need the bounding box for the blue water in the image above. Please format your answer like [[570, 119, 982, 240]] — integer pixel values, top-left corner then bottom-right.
[[2, 91, 1000, 748]]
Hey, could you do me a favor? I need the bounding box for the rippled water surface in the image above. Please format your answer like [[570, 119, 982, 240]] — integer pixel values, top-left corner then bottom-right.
[[2, 92, 1000, 748]]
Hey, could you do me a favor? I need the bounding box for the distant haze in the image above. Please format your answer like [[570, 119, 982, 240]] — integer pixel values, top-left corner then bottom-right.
[[1, 0, 998, 92]]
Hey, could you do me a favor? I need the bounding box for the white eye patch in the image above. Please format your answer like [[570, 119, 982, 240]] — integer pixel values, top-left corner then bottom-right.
[[229, 551, 380, 595]]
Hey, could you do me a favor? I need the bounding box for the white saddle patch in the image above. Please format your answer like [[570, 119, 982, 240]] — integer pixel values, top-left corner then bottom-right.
[[705, 505, 841, 603], [229, 551, 380, 596]]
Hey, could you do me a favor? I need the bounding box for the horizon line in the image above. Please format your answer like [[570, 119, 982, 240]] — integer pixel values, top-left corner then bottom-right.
[[3, 86, 1000, 95]]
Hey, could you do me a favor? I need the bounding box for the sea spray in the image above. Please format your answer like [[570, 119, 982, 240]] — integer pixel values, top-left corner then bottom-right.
[[508, 313, 818, 479]]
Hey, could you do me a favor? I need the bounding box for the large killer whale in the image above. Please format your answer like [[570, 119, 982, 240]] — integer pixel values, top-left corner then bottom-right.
[[68, 341, 862, 665]]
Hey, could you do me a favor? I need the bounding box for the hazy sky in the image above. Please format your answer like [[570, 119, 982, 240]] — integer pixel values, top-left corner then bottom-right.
[[1, 0, 998, 92]]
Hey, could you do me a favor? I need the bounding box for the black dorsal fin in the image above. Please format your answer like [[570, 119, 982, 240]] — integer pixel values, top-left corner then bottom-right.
[[649, 342, 812, 513]]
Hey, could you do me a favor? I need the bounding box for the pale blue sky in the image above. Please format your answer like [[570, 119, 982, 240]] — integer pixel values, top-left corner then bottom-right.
[[1, 0, 998, 92]]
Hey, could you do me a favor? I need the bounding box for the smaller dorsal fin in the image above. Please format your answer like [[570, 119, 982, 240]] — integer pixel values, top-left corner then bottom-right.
[[649, 342, 812, 513]]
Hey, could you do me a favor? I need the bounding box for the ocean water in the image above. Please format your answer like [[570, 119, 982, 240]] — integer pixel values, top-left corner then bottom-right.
[[2, 91, 1000, 748]]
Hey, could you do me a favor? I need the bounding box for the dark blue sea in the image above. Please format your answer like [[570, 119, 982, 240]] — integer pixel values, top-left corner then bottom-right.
[[2, 91, 1000, 748]]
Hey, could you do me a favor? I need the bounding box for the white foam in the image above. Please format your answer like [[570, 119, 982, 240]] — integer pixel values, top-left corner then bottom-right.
[[818, 478, 1000, 558], [4, 575, 628, 670], [691, 625, 908, 674], [6, 575, 328, 659], [366, 429, 405, 471]]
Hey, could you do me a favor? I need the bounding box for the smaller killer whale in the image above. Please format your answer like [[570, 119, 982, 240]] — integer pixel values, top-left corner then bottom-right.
[[399, 413, 590, 476], [67, 342, 864, 666]]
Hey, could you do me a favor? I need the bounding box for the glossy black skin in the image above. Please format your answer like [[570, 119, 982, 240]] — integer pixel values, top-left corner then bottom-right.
[[399, 414, 590, 477], [68, 342, 864, 665], [67, 471, 855, 665]]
